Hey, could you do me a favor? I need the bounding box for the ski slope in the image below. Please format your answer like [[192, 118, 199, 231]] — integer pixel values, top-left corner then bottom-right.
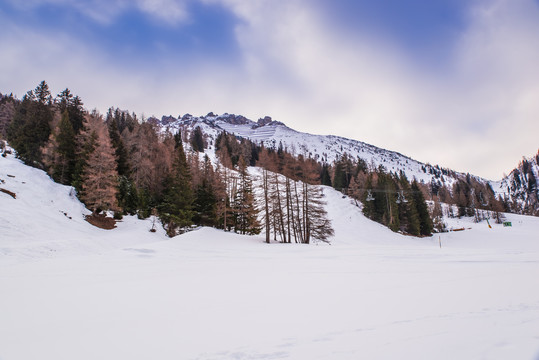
[[1, 152, 539, 360]]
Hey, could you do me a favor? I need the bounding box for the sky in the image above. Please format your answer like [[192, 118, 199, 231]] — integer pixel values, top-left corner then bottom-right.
[[0, 0, 538, 180]]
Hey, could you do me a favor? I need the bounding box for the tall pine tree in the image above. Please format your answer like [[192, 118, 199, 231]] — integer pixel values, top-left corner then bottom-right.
[[158, 132, 194, 237]]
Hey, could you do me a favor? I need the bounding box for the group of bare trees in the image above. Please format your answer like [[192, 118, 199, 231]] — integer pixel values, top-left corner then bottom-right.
[[260, 168, 333, 243], [257, 148, 334, 244]]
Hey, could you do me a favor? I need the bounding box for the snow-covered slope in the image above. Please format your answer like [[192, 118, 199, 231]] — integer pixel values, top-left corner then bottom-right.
[[493, 151, 539, 215], [2, 148, 539, 360], [0, 151, 166, 264], [154, 113, 488, 191]]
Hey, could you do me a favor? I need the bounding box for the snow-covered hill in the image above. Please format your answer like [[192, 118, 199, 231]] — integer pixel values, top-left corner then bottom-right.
[[153, 112, 539, 215], [153, 112, 493, 191], [2, 144, 539, 360], [0, 150, 166, 264], [494, 151, 539, 215]]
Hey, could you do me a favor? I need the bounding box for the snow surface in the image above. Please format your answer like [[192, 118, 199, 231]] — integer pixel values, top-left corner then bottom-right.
[[2, 152, 539, 360]]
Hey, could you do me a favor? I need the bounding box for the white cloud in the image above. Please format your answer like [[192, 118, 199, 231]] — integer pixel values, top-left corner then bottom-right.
[[5, 0, 191, 25], [1, 0, 538, 180], [135, 0, 190, 24], [204, 0, 539, 179]]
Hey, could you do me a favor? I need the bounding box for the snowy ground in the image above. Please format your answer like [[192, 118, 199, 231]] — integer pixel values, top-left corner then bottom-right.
[[1, 153, 539, 360]]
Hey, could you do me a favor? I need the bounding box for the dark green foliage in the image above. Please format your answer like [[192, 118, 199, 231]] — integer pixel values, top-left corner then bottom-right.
[[332, 154, 355, 191], [106, 107, 137, 134], [362, 168, 398, 231], [361, 167, 432, 236], [108, 119, 129, 176], [411, 180, 433, 236], [34, 81, 52, 105], [193, 155, 218, 226], [249, 142, 259, 166], [52, 111, 76, 184], [190, 126, 204, 152], [320, 164, 332, 186], [56, 88, 85, 133], [232, 158, 261, 235], [333, 162, 347, 191], [7, 83, 53, 166], [397, 175, 420, 236], [158, 132, 194, 236], [71, 118, 99, 192], [193, 179, 217, 226], [117, 176, 139, 215], [136, 188, 153, 219]]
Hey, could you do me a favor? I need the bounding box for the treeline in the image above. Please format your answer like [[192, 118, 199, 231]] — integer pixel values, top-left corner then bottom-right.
[[321, 153, 509, 232], [4, 81, 335, 242], [502, 155, 539, 216], [319, 154, 433, 236], [214, 132, 334, 243], [4, 81, 258, 236], [214, 132, 433, 237]]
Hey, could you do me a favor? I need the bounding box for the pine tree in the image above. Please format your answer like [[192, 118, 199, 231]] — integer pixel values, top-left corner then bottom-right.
[[320, 164, 332, 186], [193, 155, 218, 227], [7, 83, 53, 166], [107, 119, 129, 176], [34, 81, 52, 105], [233, 157, 261, 235], [117, 175, 139, 215], [158, 132, 194, 236], [43, 111, 76, 184], [411, 180, 433, 236], [56, 88, 85, 133], [190, 126, 204, 152]]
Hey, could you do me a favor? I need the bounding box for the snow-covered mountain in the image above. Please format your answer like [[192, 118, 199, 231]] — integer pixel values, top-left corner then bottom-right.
[[152, 112, 502, 192], [153, 113, 458, 181], [495, 151, 539, 215], [149, 112, 539, 215]]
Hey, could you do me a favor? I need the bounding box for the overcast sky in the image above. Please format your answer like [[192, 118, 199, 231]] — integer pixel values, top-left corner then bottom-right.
[[1, 0, 538, 180]]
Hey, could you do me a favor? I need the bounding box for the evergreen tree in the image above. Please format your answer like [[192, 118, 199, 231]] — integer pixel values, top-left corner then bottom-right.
[[232, 157, 261, 235], [7, 83, 53, 166], [108, 119, 129, 176], [320, 164, 332, 186], [158, 132, 194, 236], [396, 174, 420, 235], [193, 155, 218, 226], [411, 180, 433, 236], [56, 89, 85, 134], [43, 111, 76, 184], [190, 126, 204, 152], [34, 81, 52, 105], [117, 175, 139, 215]]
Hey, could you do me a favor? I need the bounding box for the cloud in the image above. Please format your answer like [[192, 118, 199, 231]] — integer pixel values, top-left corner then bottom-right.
[[1, 0, 538, 180], [5, 0, 191, 25], [208, 0, 539, 179]]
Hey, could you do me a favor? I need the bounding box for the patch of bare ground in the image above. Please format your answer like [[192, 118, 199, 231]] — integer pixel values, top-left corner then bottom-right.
[[85, 213, 116, 230]]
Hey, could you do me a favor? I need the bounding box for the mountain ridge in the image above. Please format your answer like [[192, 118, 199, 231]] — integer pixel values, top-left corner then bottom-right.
[[147, 111, 538, 216]]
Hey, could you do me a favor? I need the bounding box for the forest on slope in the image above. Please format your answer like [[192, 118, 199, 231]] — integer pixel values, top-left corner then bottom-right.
[[1, 81, 537, 240]]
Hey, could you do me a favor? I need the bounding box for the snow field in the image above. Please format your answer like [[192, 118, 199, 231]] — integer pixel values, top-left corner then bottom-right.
[[1, 152, 539, 359]]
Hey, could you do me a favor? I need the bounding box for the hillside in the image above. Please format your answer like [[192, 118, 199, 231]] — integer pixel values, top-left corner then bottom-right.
[[150, 112, 539, 217], [154, 113, 456, 185], [494, 151, 539, 216], [2, 147, 539, 360]]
